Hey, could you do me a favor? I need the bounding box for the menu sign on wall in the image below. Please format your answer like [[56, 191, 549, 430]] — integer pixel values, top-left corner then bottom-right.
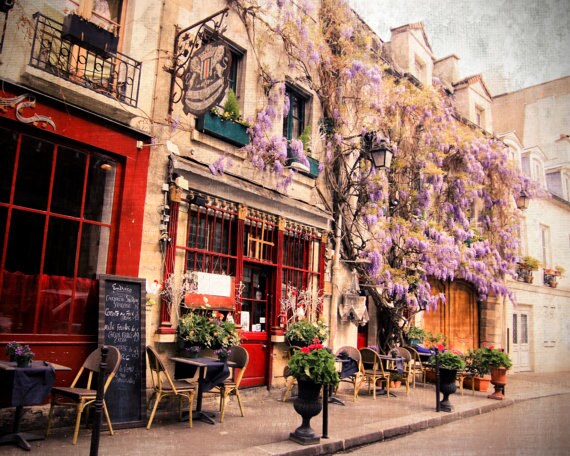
[[98, 275, 146, 428]]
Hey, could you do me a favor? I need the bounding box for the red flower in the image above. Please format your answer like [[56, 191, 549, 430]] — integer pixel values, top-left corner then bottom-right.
[[437, 343, 445, 351], [300, 347, 310, 354], [312, 337, 321, 344]]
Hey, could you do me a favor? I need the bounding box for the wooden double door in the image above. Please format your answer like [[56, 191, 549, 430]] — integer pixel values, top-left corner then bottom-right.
[[422, 280, 479, 354]]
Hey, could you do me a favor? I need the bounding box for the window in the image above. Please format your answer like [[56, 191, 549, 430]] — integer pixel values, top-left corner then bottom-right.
[[75, 0, 124, 34], [282, 226, 322, 320], [543, 304, 556, 347], [540, 224, 551, 268], [413, 55, 426, 83], [283, 85, 308, 141], [0, 126, 118, 335], [183, 202, 238, 275], [475, 105, 486, 128]]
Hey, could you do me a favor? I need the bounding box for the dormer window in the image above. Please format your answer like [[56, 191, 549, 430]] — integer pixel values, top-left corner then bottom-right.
[[413, 55, 426, 83], [475, 105, 486, 128]]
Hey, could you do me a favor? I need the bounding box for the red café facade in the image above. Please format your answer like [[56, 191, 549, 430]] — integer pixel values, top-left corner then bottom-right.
[[0, 83, 150, 385]]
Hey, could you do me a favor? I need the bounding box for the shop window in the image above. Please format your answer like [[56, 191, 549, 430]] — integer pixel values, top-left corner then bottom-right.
[[183, 203, 238, 275], [281, 227, 322, 320], [0, 126, 118, 335], [245, 217, 277, 263]]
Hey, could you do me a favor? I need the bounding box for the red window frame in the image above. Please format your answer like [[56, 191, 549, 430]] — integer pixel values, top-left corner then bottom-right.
[[0, 127, 122, 336]]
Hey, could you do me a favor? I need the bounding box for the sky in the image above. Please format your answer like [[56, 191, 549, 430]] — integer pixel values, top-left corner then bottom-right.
[[348, 0, 570, 95]]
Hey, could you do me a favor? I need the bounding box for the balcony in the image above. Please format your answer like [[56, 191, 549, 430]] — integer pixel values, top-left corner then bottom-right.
[[29, 13, 141, 107]]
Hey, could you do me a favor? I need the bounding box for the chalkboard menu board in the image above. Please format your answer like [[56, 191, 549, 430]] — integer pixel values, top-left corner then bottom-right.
[[98, 274, 146, 428]]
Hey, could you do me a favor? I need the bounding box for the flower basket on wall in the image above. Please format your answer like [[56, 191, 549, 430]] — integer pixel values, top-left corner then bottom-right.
[[196, 111, 250, 147], [62, 14, 119, 56]]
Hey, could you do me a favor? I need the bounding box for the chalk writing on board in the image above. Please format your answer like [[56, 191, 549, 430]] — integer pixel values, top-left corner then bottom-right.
[[99, 275, 146, 427]]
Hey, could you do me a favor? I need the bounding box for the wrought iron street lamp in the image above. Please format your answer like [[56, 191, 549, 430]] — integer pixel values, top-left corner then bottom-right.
[[368, 139, 393, 170], [516, 190, 530, 211], [362, 133, 393, 170]]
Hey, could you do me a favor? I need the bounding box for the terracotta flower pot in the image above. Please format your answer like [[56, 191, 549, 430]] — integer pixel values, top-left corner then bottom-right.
[[488, 366, 508, 400]]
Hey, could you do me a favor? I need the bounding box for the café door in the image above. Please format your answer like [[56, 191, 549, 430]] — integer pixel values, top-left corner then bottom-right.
[[240, 264, 274, 387]]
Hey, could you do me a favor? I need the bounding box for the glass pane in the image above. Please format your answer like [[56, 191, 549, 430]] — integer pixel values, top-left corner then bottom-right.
[[38, 274, 73, 334], [78, 224, 110, 277], [0, 126, 17, 203], [512, 314, 518, 344], [13, 135, 54, 210], [5, 210, 45, 274], [51, 146, 87, 217], [0, 206, 5, 265], [84, 157, 116, 223], [1, 270, 37, 333], [521, 314, 528, 344], [44, 217, 79, 276], [71, 277, 99, 334]]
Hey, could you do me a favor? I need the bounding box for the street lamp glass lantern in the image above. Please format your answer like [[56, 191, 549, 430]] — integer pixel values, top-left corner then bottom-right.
[[516, 190, 530, 210], [369, 141, 393, 170]]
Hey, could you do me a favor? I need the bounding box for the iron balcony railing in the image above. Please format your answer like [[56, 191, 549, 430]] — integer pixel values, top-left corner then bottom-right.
[[29, 12, 141, 107]]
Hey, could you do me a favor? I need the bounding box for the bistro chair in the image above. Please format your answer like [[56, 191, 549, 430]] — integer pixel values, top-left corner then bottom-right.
[[204, 345, 249, 422], [282, 346, 302, 402], [46, 345, 122, 445], [404, 345, 427, 387], [358, 347, 390, 400], [387, 347, 412, 396], [334, 346, 362, 401], [146, 345, 197, 429]]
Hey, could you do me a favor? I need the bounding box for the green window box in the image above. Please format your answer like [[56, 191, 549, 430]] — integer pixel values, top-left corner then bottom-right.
[[196, 112, 250, 147], [287, 153, 320, 179]]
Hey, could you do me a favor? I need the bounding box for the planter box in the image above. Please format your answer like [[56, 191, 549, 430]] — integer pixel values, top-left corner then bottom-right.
[[196, 111, 250, 147], [62, 14, 118, 56], [287, 155, 320, 178], [463, 375, 491, 392]]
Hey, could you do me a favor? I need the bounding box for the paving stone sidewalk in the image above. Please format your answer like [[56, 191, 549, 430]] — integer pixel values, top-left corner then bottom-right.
[[1, 371, 569, 456]]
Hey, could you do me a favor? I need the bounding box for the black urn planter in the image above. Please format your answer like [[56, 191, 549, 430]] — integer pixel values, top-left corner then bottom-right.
[[439, 368, 458, 412], [289, 376, 322, 445]]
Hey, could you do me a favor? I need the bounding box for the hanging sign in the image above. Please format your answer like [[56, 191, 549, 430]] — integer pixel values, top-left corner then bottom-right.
[[182, 41, 231, 116]]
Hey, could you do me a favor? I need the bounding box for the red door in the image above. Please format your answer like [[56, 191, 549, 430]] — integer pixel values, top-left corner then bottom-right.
[[240, 264, 273, 387]]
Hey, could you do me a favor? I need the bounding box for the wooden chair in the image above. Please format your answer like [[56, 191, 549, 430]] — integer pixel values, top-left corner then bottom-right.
[[282, 346, 301, 401], [358, 347, 390, 399], [334, 346, 362, 401], [145, 345, 197, 429], [46, 345, 122, 445], [388, 347, 412, 396], [405, 345, 427, 387], [204, 346, 249, 422]]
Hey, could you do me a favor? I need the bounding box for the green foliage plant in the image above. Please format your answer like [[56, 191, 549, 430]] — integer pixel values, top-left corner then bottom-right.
[[406, 325, 427, 343], [520, 256, 541, 271], [287, 340, 339, 385], [284, 320, 328, 346], [223, 88, 241, 121], [465, 348, 489, 376], [298, 124, 312, 151], [429, 351, 466, 370], [177, 311, 240, 349], [479, 343, 512, 369]]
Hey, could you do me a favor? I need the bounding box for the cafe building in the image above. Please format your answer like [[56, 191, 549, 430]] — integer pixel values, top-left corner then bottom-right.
[[0, 0, 155, 389], [147, 4, 333, 388]]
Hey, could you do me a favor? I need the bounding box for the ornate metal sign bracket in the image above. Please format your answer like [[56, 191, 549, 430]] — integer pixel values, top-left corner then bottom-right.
[[167, 7, 230, 116]]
